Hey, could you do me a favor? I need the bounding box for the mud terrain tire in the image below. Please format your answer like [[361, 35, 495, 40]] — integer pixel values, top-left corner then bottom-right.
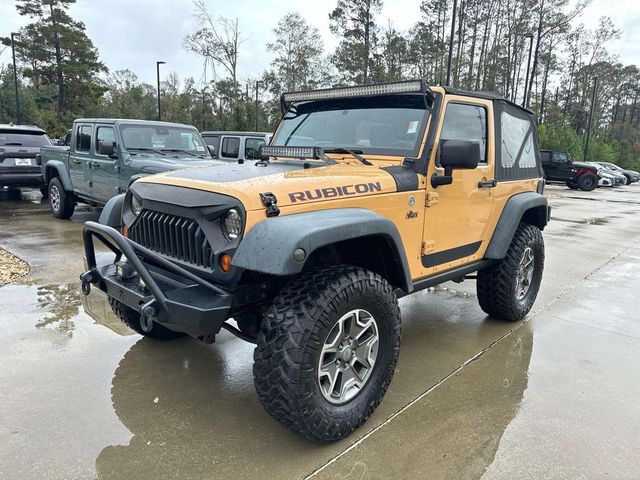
[[477, 223, 544, 322], [108, 297, 185, 340], [253, 266, 401, 443]]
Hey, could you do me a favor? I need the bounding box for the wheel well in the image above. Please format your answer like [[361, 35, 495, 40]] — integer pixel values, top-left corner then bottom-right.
[[305, 235, 407, 290], [45, 166, 60, 183], [521, 205, 548, 231]]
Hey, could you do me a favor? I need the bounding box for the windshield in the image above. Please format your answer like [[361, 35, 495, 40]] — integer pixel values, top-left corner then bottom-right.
[[119, 124, 208, 156], [271, 95, 430, 156], [0, 130, 51, 147]]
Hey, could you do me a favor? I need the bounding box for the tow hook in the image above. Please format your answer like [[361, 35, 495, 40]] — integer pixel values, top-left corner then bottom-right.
[[80, 270, 98, 296], [139, 300, 157, 333]]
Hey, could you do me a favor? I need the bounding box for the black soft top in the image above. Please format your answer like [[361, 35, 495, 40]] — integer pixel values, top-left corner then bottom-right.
[[442, 87, 535, 116]]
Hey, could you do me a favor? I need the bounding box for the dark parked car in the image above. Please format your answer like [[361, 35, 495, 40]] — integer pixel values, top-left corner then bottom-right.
[[40, 119, 220, 219], [540, 149, 599, 191], [201, 131, 271, 162], [595, 162, 640, 185], [0, 123, 51, 194]]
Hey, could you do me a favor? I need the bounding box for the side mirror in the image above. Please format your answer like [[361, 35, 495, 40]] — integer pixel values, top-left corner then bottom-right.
[[57, 138, 65, 146], [98, 141, 116, 157], [432, 140, 480, 187], [207, 145, 217, 158]]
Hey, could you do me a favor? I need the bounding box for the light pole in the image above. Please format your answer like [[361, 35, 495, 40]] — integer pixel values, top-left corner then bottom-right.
[[202, 86, 207, 131], [583, 77, 598, 163], [445, 0, 458, 86], [522, 34, 534, 108], [11, 33, 20, 124], [156, 61, 165, 121], [254, 80, 262, 131]]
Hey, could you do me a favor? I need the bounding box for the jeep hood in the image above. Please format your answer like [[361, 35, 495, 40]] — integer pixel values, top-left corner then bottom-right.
[[572, 161, 597, 171], [130, 156, 223, 174], [137, 161, 400, 211]]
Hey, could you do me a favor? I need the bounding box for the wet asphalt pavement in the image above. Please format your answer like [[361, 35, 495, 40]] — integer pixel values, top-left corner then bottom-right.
[[1, 184, 640, 479]]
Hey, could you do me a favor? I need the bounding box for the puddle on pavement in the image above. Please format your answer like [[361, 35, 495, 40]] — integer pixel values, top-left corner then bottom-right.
[[551, 216, 610, 225]]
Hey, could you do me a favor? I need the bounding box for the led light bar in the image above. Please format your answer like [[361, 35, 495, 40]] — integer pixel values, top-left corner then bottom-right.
[[282, 80, 426, 104], [259, 145, 323, 159]]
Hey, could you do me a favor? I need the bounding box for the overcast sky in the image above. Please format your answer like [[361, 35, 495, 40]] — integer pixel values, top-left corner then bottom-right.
[[0, 0, 638, 88]]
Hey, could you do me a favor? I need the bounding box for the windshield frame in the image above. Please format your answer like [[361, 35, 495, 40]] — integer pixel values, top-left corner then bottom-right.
[[118, 123, 209, 156], [271, 94, 432, 158]]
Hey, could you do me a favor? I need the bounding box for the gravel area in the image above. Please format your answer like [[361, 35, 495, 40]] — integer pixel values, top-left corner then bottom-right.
[[0, 247, 30, 286]]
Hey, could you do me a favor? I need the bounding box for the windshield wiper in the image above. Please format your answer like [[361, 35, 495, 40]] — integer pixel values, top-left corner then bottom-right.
[[324, 148, 373, 166], [127, 147, 166, 155], [160, 148, 200, 157]]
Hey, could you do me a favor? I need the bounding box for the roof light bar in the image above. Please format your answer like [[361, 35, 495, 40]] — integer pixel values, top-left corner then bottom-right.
[[282, 80, 426, 104], [259, 145, 323, 160]]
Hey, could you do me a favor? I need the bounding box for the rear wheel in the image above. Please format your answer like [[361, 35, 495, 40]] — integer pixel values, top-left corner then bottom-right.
[[253, 266, 401, 442], [48, 177, 75, 219], [108, 297, 185, 340], [565, 181, 579, 190], [577, 173, 597, 191], [477, 223, 544, 322]]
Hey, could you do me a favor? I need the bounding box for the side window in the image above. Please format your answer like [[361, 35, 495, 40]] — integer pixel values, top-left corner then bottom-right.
[[500, 111, 536, 169], [221, 137, 240, 159], [440, 103, 487, 163], [553, 152, 569, 164], [96, 127, 116, 156], [76, 125, 92, 152], [245, 137, 266, 160]]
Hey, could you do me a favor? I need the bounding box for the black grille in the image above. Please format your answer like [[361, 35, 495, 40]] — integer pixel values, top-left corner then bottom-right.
[[129, 210, 215, 270]]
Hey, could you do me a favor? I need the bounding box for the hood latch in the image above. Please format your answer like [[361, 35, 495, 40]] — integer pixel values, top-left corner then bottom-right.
[[260, 192, 280, 217]]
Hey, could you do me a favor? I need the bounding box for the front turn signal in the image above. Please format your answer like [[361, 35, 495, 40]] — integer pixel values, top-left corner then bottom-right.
[[220, 253, 232, 272]]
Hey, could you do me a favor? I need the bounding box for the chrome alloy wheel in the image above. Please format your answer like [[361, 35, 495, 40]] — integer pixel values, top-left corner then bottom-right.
[[515, 247, 535, 300], [50, 184, 61, 212], [317, 309, 380, 404]]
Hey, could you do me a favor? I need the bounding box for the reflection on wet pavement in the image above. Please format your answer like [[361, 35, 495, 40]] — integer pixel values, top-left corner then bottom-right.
[[2, 185, 640, 479]]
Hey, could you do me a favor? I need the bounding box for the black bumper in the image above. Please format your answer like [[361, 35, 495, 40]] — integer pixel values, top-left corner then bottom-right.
[[0, 168, 43, 187], [81, 221, 233, 339]]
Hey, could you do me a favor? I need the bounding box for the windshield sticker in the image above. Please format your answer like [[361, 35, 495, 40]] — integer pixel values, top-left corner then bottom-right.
[[407, 121, 419, 134]]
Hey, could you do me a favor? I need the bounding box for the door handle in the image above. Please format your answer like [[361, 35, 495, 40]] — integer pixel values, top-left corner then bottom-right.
[[478, 180, 497, 188], [90, 161, 100, 168], [71, 158, 81, 164]]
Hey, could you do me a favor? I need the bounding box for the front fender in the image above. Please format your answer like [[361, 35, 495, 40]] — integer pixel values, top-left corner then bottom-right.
[[98, 194, 125, 227], [233, 208, 412, 292]]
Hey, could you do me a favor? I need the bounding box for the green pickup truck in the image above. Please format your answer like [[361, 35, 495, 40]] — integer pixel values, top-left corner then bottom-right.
[[40, 119, 220, 218]]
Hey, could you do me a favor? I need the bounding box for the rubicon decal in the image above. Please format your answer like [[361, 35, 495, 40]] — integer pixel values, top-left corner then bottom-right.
[[288, 182, 382, 203]]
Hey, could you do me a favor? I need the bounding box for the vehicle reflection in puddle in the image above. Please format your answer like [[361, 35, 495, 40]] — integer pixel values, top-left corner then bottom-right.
[[82, 290, 136, 337]]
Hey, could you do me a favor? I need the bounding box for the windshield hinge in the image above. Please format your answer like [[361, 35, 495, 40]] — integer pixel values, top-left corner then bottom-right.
[[426, 192, 439, 207], [422, 241, 436, 255], [260, 192, 280, 217]]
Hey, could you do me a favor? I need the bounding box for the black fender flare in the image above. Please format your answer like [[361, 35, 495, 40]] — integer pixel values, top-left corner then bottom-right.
[[98, 193, 125, 227], [233, 208, 413, 292], [43, 160, 73, 191], [485, 192, 550, 260]]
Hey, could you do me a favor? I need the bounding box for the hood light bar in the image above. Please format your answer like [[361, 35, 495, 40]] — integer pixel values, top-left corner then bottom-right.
[[282, 80, 426, 104], [259, 145, 324, 160]]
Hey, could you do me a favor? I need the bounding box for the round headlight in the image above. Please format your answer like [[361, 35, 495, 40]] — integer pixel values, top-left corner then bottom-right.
[[222, 208, 242, 240], [131, 195, 143, 216]]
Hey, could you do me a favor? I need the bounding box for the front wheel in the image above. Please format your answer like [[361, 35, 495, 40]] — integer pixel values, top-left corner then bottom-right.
[[253, 266, 401, 443], [577, 173, 598, 191], [477, 223, 544, 322]]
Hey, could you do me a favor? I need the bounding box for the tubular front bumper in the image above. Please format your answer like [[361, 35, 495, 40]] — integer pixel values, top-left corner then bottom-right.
[[81, 221, 233, 339]]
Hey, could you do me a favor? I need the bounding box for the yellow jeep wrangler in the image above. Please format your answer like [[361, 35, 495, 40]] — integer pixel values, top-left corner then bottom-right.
[[81, 80, 549, 442]]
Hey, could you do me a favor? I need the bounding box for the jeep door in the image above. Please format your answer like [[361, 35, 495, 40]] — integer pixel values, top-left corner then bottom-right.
[[219, 136, 240, 161], [420, 97, 495, 275], [69, 123, 93, 197], [551, 152, 572, 180], [90, 124, 121, 202]]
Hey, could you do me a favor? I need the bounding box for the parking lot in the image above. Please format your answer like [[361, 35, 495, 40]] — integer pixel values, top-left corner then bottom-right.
[[1, 183, 640, 479]]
